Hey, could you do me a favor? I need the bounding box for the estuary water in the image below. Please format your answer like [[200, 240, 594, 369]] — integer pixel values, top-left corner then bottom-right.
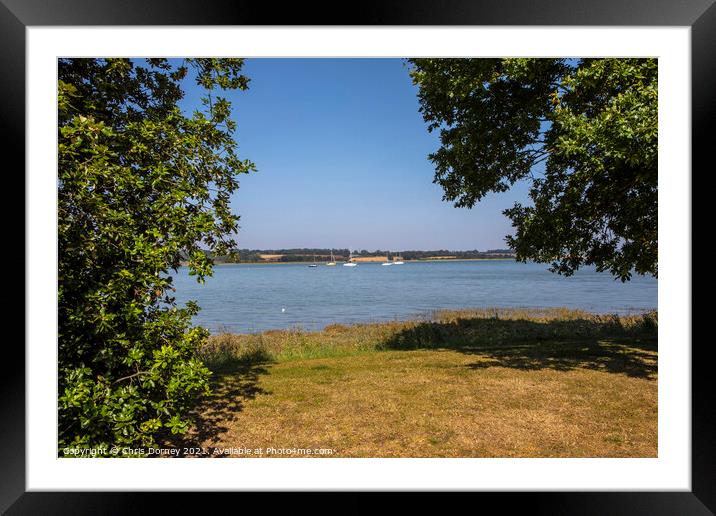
[[171, 260, 658, 334]]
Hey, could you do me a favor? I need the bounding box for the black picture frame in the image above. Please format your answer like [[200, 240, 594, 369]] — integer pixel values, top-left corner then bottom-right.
[[3, 0, 709, 512]]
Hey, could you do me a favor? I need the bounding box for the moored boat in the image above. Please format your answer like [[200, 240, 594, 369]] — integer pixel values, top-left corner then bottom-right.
[[343, 249, 358, 267], [326, 249, 337, 266]]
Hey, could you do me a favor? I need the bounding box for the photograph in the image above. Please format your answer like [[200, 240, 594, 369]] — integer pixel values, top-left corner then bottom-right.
[[57, 56, 659, 459]]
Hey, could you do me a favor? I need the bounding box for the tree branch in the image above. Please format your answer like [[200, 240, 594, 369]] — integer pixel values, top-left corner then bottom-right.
[[112, 371, 151, 385]]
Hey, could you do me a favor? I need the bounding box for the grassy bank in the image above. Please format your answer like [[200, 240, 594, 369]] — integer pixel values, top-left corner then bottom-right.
[[198, 308, 657, 368], [186, 308, 657, 457]]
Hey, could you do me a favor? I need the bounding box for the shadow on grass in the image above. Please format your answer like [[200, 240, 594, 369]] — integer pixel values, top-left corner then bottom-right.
[[167, 351, 273, 456], [377, 316, 657, 380]]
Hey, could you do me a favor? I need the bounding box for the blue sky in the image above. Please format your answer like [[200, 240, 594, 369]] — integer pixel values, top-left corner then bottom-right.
[[179, 58, 531, 251]]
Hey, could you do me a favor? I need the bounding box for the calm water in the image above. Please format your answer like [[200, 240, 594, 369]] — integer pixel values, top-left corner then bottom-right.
[[172, 260, 657, 334]]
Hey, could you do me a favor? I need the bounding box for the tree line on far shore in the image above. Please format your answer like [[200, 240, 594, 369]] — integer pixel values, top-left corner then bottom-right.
[[204, 248, 516, 263]]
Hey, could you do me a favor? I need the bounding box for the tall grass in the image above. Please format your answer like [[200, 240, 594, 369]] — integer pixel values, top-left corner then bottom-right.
[[198, 307, 658, 371]]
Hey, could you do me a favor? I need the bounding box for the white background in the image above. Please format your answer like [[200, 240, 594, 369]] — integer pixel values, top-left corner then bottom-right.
[[27, 27, 690, 490]]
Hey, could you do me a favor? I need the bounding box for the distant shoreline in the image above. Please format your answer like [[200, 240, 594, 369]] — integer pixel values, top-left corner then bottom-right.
[[180, 257, 517, 266]]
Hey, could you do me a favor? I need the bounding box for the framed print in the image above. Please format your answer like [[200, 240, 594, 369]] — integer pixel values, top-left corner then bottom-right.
[[4, 0, 711, 512]]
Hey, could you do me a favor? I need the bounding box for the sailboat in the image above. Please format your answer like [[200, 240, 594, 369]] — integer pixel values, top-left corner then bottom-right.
[[308, 254, 318, 267], [343, 249, 358, 267], [393, 251, 404, 265], [326, 249, 337, 266], [381, 250, 393, 266]]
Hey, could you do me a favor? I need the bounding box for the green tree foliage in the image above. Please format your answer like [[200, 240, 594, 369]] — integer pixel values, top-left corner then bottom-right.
[[58, 58, 256, 453], [408, 58, 657, 281]]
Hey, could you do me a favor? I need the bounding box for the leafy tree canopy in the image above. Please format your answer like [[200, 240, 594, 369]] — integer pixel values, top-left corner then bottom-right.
[[58, 58, 255, 452], [408, 58, 657, 281]]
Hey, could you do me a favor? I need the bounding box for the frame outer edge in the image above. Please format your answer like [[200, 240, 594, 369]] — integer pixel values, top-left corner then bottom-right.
[[692, 1, 716, 513], [0, 0, 27, 513], [0, 0, 715, 26], [3, 0, 712, 511]]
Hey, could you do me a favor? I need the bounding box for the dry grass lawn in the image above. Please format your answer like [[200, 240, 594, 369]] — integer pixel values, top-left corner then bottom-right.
[[180, 309, 657, 458]]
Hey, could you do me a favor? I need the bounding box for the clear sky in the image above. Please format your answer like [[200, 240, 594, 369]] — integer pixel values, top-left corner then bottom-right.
[[178, 58, 531, 251]]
